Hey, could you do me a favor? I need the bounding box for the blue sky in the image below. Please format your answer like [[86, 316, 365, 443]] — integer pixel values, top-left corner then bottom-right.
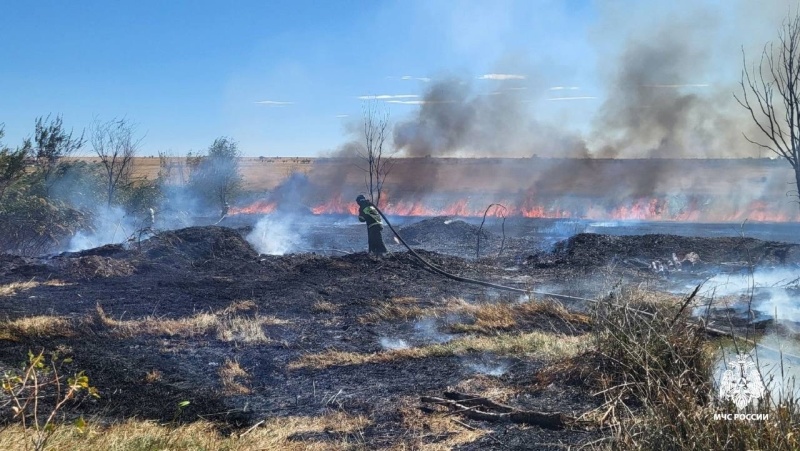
[[0, 1, 791, 157]]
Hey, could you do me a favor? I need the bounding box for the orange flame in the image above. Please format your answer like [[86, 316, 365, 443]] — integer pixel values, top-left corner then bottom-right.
[[229, 200, 277, 215], [229, 194, 799, 223]]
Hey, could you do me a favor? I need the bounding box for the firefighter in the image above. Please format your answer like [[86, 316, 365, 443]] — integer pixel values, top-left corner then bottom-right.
[[356, 195, 387, 254]]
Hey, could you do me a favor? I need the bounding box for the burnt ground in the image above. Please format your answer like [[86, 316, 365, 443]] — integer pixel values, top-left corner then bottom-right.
[[0, 219, 798, 449]]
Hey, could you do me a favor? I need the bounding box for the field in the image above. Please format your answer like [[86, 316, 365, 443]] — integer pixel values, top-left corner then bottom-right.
[[1, 215, 799, 449]]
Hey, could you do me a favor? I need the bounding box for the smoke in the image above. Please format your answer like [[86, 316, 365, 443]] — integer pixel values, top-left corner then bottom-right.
[[696, 268, 800, 322], [68, 206, 137, 252], [414, 317, 453, 344], [466, 361, 509, 377], [246, 216, 302, 255], [379, 337, 410, 350], [590, 3, 761, 159], [382, 1, 794, 162], [393, 78, 588, 158]]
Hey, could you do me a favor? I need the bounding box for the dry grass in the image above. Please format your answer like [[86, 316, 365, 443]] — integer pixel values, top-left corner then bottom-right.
[[359, 296, 589, 334], [0, 315, 75, 341], [0, 412, 372, 451], [583, 286, 800, 450], [42, 279, 71, 286], [448, 297, 590, 334], [218, 358, 251, 395], [289, 330, 590, 370], [0, 280, 39, 296], [0, 301, 288, 343], [143, 369, 163, 383], [358, 297, 426, 324], [312, 300, 338, 314], [94, 303, 287, 344], [390, 397, 486, 450], [452, 375, 521, 403]]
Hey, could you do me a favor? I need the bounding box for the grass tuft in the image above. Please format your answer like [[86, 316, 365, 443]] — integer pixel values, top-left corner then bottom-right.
[[0, 412, 371, 451], [0, 280, 40, 297], [93, 303, 287, 344], [578, 286, 800, 450], [219, 358, 251, 395], [289, 330, 590, 370], [0, 316, 75, 341]]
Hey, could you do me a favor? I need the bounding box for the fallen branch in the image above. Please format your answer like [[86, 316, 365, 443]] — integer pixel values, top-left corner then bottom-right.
[[420, 392, 569, 430]]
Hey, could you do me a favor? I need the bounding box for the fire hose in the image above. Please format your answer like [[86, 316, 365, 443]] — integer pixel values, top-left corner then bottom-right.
[[373, 206, 800, 362], [374, 207, 595, 305]]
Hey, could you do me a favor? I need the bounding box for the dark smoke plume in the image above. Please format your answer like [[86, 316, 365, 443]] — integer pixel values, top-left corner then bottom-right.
[[591, 10, 749, 159], [393, 78, 588, 158]]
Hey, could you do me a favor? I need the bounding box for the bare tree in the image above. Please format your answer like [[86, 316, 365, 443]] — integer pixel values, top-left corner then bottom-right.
[[32, 114, 85, 196], [91, 118, 142, 207], [737, 11, 800, 209], [357, 100, 395, 208]]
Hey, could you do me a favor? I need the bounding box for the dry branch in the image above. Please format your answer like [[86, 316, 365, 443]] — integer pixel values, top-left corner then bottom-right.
[[420, 391, 569, 430]]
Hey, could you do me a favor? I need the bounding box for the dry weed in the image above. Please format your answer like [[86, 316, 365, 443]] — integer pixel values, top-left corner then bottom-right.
[[0, 316, 75, 341], [289, 330, 590, 370], [94, 303, 287, 344], [0, 412, 372, 451], [312, 300, 338, 313], [218, 358, 251, 395], [0, 280, 39, 296]]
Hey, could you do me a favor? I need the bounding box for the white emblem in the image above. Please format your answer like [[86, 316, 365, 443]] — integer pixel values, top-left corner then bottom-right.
[[719, 353, 766, 411]]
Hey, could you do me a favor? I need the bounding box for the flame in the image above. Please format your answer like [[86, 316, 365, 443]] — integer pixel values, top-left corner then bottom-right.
[[229, 194, 799, 223], [310, 198, 359, 215], [229, 200, 277, 215]]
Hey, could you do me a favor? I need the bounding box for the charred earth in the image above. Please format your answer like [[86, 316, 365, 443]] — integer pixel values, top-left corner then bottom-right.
[[0, 218, 798, 449]]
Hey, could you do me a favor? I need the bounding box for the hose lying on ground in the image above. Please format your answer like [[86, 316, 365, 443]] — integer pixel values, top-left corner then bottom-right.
[[374, 207, 800, 362], [375, 207, 594, 304]]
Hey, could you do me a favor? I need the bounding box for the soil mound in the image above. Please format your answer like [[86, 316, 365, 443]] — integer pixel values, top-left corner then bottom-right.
[[59, 255, 136, 279], [0, 254, 48, 280], [399, 217, 491, 246], [139, 226, 258, 263], [60, 243, 127, 259], [553, 233, 800, 267]]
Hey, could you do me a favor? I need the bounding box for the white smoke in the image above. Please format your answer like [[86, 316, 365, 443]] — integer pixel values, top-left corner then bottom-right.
[[67, 206, 137, 252], [414, 317, 454, 344], [380, 338, 409, 350], [245, 216, 301, 255], [467, 362, 509, 376], [696, 269, 800, 322]]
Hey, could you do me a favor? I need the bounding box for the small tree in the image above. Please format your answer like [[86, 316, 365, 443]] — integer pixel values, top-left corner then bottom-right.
[[737, 11, 800, 210], [188, 137, 242, 215], [357, 101, 394, 208], [0, 125, 30, 202], [31, 115, 85, 196], [91, 118, 142, 207]]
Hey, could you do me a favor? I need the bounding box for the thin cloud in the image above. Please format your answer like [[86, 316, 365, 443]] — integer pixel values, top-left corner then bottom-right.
[[335, 114, 349, 118], [549, 86, 580, 90], [358, 94, 419, 100], [401, 75, 431, 82], [478, 74, 526, 80], [547, 96, 597, 101], [643, 84, 710, 88], [386, 100, 453, 105], [254, 100, 294, 106]]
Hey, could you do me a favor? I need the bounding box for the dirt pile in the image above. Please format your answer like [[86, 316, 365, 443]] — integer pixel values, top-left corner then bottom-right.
[[139, 226, 258, 263], [553, 233, 800, 267], [58, 255, 136, 279], [0, 255, 45, 278]]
